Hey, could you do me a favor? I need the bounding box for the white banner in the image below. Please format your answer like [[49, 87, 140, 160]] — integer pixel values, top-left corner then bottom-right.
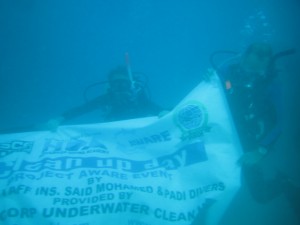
[[0, 74, 242, 225]]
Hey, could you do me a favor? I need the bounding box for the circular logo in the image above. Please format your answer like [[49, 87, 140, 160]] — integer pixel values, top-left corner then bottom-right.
[[174, 102, 208, 140]]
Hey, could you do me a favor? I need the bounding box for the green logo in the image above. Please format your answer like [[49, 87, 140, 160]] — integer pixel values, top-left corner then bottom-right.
[[173, 101, 210, 141]]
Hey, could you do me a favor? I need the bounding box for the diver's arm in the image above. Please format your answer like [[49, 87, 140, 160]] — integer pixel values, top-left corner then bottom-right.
[[43, 95, 109, 131], [62, 94, 109, 121], [135, 89, 166, 117], [240, 83, 283, 165], [259, 123, 282, 148], [148, 100, 165, 115], [259, 82, 283, 148]]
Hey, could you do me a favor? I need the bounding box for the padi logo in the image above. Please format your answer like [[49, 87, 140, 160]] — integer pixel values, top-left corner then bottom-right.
[[42, 136, 108, 155], [174, 101, 210, 140], [0, 141, 33, 158]]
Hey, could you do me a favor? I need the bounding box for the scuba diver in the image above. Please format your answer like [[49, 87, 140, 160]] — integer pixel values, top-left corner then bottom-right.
[[45, 66, 164, 131], [211, 42, 299, 218], [217, 43, 282, 157]]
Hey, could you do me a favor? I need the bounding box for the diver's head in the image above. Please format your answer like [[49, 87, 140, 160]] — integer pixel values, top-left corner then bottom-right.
[[107, 66, 135, 105], [108, 66, 132, 91], [241, 42, 273, 76]]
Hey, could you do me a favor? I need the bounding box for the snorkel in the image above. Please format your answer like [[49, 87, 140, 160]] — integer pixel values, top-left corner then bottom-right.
[[83, 54, 150, 103], [125, 52, 135, 90], [124, 52, 144, 99]]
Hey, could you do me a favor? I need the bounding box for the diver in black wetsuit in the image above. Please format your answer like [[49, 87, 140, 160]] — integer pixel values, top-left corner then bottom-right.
[[45, 66, 163, 131], [216, 42, 299, 219], [220, 43, 282, 157]]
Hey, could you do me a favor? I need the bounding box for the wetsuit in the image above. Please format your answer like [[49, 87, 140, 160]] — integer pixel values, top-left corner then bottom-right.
[[220, 63, 283, 152], [219, 63, 285, 202]]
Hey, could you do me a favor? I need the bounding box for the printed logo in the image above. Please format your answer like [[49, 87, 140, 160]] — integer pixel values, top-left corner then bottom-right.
[[0, 141, 33, 158], [42, 136, 108, 155], [173, 101, 210, 140]]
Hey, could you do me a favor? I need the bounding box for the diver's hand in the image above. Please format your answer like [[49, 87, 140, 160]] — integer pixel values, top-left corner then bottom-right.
[[158, 110, 169, 118], [238, 147, 268, 166], [202, 68, 216, 82], [38, 116, 65, 132]]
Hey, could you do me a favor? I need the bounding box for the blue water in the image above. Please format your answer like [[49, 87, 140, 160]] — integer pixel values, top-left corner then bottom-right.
[[0, 0, 299, 224]]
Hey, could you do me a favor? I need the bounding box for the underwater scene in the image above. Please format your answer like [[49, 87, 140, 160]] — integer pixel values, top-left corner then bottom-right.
[[0, 0, 299, 225]]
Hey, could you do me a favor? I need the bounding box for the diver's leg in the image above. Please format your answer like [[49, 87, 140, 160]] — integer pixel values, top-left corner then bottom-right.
[[282, 179, 300, 220], [242, 165, 284, 203]]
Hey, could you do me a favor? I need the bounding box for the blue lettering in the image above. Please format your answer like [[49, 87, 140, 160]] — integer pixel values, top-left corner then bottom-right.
[[1, 142, 207, 174]]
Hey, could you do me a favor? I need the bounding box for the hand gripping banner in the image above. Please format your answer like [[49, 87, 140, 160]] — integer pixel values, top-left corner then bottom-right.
[[0, 73, 242, 225]]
